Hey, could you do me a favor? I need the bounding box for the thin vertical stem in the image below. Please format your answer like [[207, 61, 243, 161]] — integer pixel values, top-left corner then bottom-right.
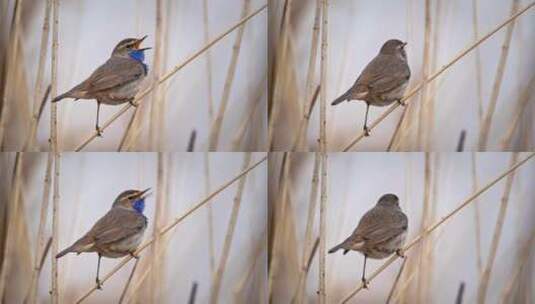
[[203, 0, 215, 121], [204, 152, 216, 275], [471, 153, 483, 275], [318, 0, 328, 302], [472, 0, 484, 124], [416, 0, 432, 150]]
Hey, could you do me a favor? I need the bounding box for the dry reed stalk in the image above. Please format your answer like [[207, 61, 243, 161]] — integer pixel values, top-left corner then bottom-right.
[[341, 1, 535, 151], [267, 153, 292, 300], [187, 130, 196, 151], [416, 153, 432, 304], [210, 152, 252, 303], [293, 152, 320, 304], [148, 0, 165, 150], [25, 0, 52, 151], [75, 155, 267, 303], [267, 0, 293, 149], [0, 153, 23, 298], [232, 229, 266, 302], [188, 282, 199, 304], [339, 152, 535, 303], [208, 0, 250, 150], [26, 151, 54, 304], [416, 0, 432, 150], [387, 106, 409, 151], [385, 258, 407, 304], [456, 282, 466, 304], [50, 0, 60, 301], [0, 0, 24, 148], [204, 152, 215, 275], [499, 229, 535, 303], [292, 0, 321, 151], [74, 4, 267, 151], [472, 0, 484, 123], [118, 257, 141, 304], [478, 0, 519, 150], [150, 152, 166, 302], [477, 152, 520, 303], [318, 0, 328, 302], [471, 153, 483, 275], [203, 0, 215, 121], [500, 74, 535, 149]]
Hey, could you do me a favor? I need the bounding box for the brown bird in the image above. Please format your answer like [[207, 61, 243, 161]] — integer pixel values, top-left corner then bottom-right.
[[329, 193, 408, 288], [331, 39, 411, 136], [56, 188, 150, 289], [51, 36, 151, 136]]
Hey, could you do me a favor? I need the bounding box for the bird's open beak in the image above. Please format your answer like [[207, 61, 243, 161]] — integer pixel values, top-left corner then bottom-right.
[[137, 188, 152, 199], [402, 42, 407, 48], [134, 35, 148, 49]]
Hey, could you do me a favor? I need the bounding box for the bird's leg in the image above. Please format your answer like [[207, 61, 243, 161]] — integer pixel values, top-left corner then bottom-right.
[[396, 248, 406, 258], [96, 254, 103, 290], [129, 251, 139, 259], [95, 102, 103, 137], [363, 103, 371, 136], [361, 254, 369, 289], [397, 99, 406, 106]]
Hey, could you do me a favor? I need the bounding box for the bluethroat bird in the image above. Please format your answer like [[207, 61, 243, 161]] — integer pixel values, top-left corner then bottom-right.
[[331, 39, 411, 136], [56, 188, 150, 289], [52, 36, 151, 136], [329, 193, 408, 288]]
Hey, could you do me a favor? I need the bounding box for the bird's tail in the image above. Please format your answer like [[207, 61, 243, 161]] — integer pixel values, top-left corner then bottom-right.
[[331, 90, 351, 106], [55, 246, 74, 258], [51, 92, 70, 103], [328, 243, 345, 254]]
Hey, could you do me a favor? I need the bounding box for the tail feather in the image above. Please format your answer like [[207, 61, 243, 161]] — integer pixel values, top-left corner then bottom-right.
[[51, 92, 70, 103], [55, 246, 74, 258], [328, 243, 345, 254], [331, 91, 350, 105]]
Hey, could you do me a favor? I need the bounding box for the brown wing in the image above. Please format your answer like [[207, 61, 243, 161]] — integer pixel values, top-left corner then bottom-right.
[[350, 206, 408, 246], [86, 208, 147, 246], [76, 57, 145, 94], [353, 54, 410, 95]]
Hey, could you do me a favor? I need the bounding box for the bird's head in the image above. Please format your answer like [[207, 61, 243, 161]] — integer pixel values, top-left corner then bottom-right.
[[112, 188, 151, 214], [111, 36, 152, 59], [379, 39, 407, 61], [377, 193, 400, 207]]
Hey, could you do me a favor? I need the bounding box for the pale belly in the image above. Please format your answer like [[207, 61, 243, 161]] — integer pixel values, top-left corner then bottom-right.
[[97, 77, 145, 105], [100, 230, 145, 258], [361, 230, 408, 259]]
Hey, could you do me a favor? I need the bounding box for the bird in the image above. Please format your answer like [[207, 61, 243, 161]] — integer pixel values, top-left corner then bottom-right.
[[328, 193, 408, 289], [51, 36, 151, 136], [331, 39, 411, 136], [55, 188, 151, 289]]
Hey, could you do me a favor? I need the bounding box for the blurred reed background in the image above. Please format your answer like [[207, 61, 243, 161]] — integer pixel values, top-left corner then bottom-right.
[[268, 0, 535, 152], [0, 0, 267, 152], [0, 152, 267, 303], [268, 152, 535, 303]]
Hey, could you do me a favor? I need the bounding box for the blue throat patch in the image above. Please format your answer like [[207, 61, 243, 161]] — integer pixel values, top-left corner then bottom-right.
[[133, 198, 145, 214], [128, 50, 148, 74]]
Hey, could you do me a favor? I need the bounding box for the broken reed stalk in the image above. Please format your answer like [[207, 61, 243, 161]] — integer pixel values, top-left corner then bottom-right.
[[471, 153, 483, 275], [385, 258, 407, 304], [74, 4, 267, 151], [341, 1, 535, 151], [0, 0, 24, 148], [267, 0, 293, 149], [203, 0, 215, 121], [188, 282, 199, 304], [293, 152, 320, 304], [25, 0, 52, 151], [118, 257, 140, 304], [210, 152, 252, 303], [455, 282, 466, 304], [476, 152, 519, 303], [339, 152, 535, 303], [208, 0, 250, 150], [267, 153, 292, 299], [292, 0, 321, 151], [477, 0, 519, 150], [50, 0, 60, 301], [500, 74, 535, 149], [318, 0, 328, 302], [472, 0, 484, 123], [26, 151, 54, 304], [75, 155, 267, 303], [0, 153, 23, 298], [416, 0, 432, 150]]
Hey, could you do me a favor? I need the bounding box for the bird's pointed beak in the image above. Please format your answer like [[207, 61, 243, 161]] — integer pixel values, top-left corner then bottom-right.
[[402, 42, 407, 48], [134, 35, 148, 49], [137, 188, 151, 199]]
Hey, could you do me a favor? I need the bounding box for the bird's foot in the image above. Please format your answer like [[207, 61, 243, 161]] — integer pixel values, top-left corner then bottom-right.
[[361, 278, 370, 289], [398, 99, 406, 106], [364, 126, 371, 137], [396, 248, 406, 258], [129, 100, 138, 107], [129, 252, 139, 259], [96, 127, 103, 137], [96, 279, 103, 290]]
